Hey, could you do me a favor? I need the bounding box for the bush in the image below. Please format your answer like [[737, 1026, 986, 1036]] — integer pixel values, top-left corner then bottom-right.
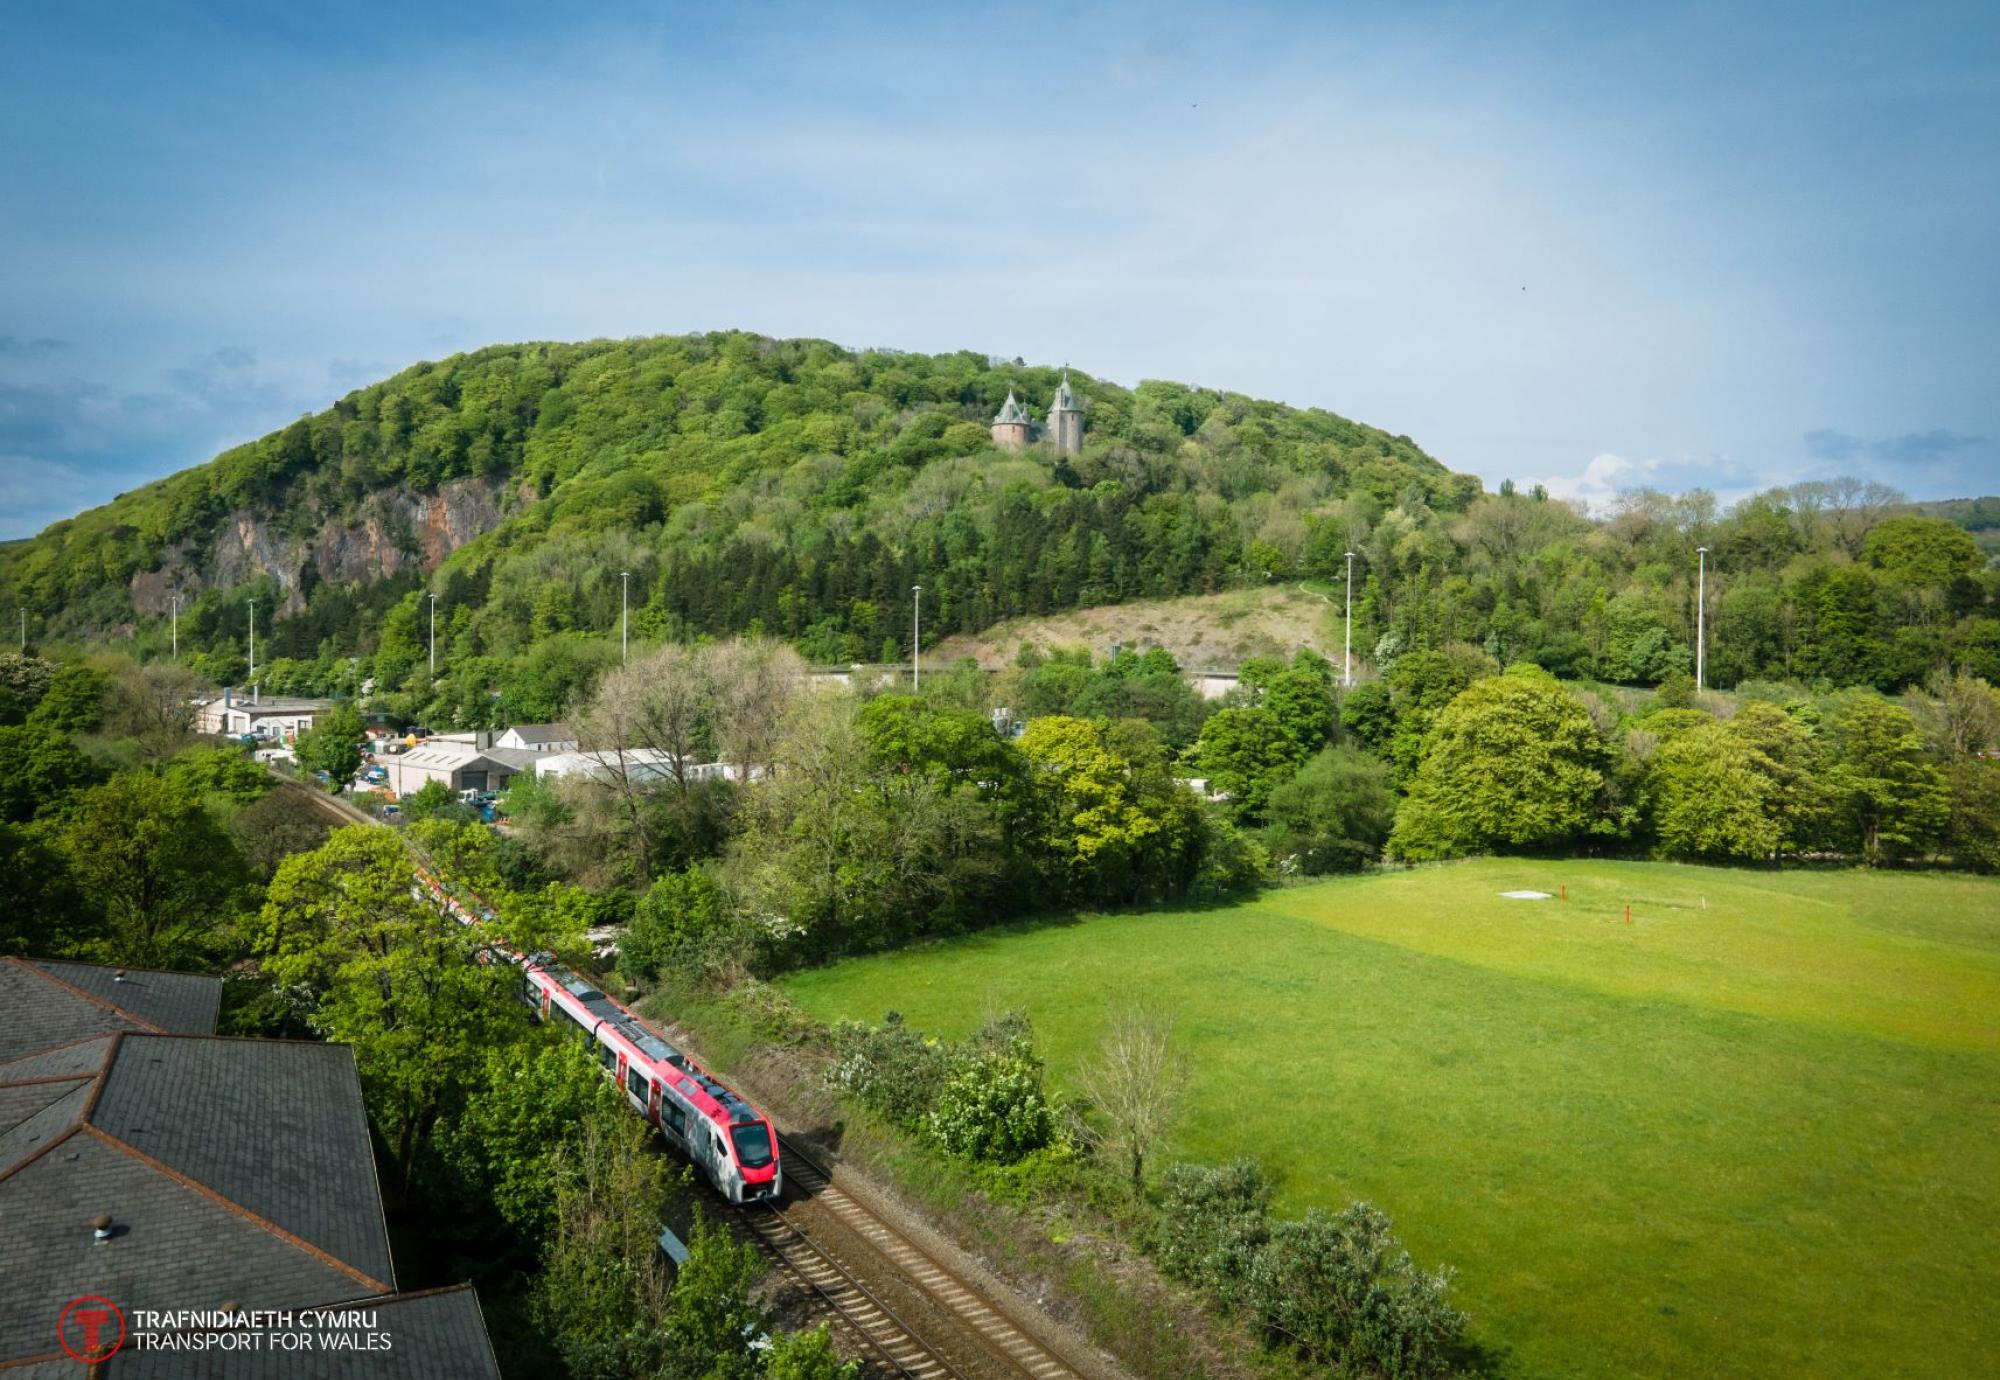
[[619, 865, 726, 981], [1248, 1202, 1466, 1380], [924, 1053, 1058, 1164], [1155, 1160, 1272, 1303], [827, 1016, 956, 1131]]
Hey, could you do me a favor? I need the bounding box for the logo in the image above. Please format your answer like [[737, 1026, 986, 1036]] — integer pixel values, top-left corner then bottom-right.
[[58, 1296, 127, 1362]]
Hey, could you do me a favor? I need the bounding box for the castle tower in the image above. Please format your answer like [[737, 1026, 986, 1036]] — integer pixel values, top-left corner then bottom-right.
[[1046, 372, 1083, 455], [991, 390, 1032, 451]]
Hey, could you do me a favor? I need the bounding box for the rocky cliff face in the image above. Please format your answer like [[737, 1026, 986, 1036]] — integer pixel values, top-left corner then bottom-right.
[[128, 475, 514, 615]]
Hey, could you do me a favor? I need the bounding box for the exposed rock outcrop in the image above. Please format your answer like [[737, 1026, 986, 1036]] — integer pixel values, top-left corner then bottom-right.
[[128, 475, 513, 616]]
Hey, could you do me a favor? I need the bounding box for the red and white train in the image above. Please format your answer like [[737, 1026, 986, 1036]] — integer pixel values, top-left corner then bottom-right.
[[416, 868, 782, 1204]]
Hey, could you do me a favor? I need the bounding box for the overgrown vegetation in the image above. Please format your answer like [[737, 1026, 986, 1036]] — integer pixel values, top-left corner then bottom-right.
[[4, 334, 1992, 739]]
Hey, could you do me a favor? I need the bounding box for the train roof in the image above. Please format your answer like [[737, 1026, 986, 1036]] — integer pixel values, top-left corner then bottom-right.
[[416, 868, 770, 1138]]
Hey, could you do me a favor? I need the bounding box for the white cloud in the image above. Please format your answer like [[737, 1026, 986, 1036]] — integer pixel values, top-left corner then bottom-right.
[[1526, 452, 1658, 512]]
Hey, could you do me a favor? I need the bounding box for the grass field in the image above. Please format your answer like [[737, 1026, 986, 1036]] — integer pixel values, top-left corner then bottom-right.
[[777, 860, 2000, 1380]]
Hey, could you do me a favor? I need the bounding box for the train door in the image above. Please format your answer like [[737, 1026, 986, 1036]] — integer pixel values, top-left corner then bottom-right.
[[615, 1051, 628, 1097], [647, 1080, 663, 1127]]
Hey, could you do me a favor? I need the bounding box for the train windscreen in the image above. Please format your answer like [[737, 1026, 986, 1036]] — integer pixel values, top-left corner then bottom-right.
[[730, 1122, 774, 1169]]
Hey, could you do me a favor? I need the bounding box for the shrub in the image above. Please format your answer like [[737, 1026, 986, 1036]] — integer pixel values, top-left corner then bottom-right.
[[923, 1053, 1057, 1164], [1155, 1159, 1272, 1303], [1248, 1202, 1466, 1380], [827, 1016, 955, 1131]]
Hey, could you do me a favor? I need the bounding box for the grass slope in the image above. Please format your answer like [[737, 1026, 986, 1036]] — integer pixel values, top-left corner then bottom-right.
[[929, 584, 1343, 671], [777, 860, 2000, 1380]]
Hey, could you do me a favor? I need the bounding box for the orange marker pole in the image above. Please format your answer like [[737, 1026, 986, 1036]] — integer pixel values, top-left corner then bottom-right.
[[1625, 904, 1631, 925]]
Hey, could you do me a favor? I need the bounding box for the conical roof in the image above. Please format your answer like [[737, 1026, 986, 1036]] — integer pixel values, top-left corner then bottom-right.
[[993, 390, 1028, 425], [1049, 372, 1080, 414]]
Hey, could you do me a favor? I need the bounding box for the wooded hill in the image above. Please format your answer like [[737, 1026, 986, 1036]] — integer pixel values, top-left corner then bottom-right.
[[2, 330, 1993, 727]]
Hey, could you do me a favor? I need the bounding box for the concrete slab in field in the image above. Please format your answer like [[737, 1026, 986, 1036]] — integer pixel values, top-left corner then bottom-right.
[[1500, 890, 1553, 900]]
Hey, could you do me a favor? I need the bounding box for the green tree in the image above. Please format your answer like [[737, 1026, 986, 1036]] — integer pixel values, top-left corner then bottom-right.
[[1388, 667, 1614, 860], [1192, 707, 1304, 825], [294, 702, 365, 790], [256, 825, 530, 1182], [1822, 692, 1950, 863], [620, 865, 726, 981], [531, 1100, 677, 1376], [0, 652, 55, 725], [402, 777, 475, 822], [1648, 725, 1781, 861], [162, 744, 270, 805], [59, 771, 251, 968], [432, 1035, 616, 1247], [26, 662, 110, 733], [662, 1214, 774, 1380], [0, 820, 87, 957], [0, 723, 103, 823], [1863, 515, 1984, 587], [1264, 745, 1396, 873]]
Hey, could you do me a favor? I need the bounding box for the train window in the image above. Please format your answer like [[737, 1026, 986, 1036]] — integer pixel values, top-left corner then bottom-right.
[[627, 1066, 648, 1099], [597, 1041, 617, 1070], [519, 973, 538, 1006], [729, 1122, 774, 1170], [662, 1101, 686, 1135]]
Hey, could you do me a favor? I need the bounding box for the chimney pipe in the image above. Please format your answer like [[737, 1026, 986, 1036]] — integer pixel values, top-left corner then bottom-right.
[[113, 970, 126, 983], [224, 685, 233, 707], [253, 683, 260, 706], [92, 1214, 113, 1242]]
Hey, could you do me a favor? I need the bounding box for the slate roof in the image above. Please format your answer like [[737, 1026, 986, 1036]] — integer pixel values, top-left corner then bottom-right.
[[1, 964, 495, 1376], [91, 1037, 397, 1288], [30, 962, 223, 1035], [0, 962, 168, 1063], [1049, 372, 1080, 414], [993, 390, 1028, 425], [1, 1284, 500, 1378]]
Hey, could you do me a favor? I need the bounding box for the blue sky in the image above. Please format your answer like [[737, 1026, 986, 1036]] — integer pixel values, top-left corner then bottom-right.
[[2, 0, 1995, 538]]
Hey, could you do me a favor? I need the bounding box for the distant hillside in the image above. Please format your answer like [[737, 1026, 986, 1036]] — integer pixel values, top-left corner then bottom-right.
[[2, 330, 1993, 727]]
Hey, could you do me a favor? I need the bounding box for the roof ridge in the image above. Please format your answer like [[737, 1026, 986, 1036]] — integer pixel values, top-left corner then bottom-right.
[[80, 1030, 120, 1122], [31, 956, 217, 981], [0, 1072, 96, 1091], [10, 959, 167, 1034], [0, 1030, 117, 1071], [82, 1123, 393, 1293], [0, 1121, 86, 1184]]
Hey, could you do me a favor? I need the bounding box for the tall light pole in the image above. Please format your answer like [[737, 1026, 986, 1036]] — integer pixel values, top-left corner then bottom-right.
[[17, 609, 23, 653], [427, 592, 438, 676], [912, 585, 922, 691], [1695, 546, 1710, 692], [170, 592, 180, 659], [1343, 551, 1357, 688], [247, 599, 256, 679], [620, 571, 630, 665]]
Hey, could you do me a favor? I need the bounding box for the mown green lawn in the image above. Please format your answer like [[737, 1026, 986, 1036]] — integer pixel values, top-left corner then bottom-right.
[[777, 860, 2000, 1380]]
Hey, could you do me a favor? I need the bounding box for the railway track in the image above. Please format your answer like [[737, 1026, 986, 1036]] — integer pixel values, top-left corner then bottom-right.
[[769, 1136, 1088, 1380], [277, 776, 1095, 1380]]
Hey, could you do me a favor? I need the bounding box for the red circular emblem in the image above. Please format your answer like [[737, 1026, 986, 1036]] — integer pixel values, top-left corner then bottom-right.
[[57, 1296, 127, 1362]]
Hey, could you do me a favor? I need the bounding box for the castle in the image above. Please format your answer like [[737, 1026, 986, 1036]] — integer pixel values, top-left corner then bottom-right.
[[991, 373, 1083, 455]]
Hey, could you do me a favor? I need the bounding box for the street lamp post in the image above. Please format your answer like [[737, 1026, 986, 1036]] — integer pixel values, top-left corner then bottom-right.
[[247, 599, 256, 679], [170, 593, 180, 659], [912, 585, 922, 691], [428, 592, 437, 676], [1695, 546, 1710, 692], [1343, 551, 1357, 688], [620, 571, 630, 665]]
